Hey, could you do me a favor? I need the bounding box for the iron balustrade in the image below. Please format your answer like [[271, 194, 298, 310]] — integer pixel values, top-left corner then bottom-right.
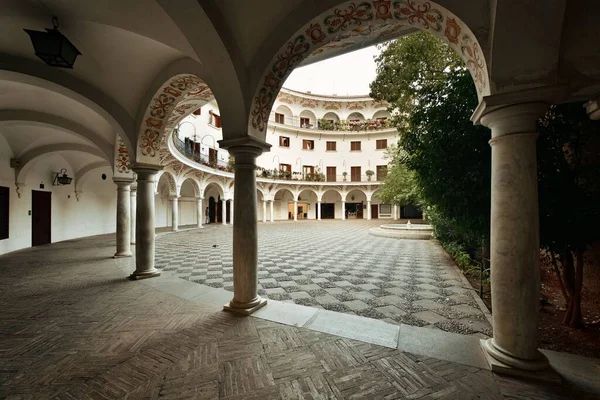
[[173, 134, 230, 170], [269, 112, 393, 132]]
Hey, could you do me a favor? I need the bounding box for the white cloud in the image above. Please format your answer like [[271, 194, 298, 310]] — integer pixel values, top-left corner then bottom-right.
[[283, 45, 381, 96]]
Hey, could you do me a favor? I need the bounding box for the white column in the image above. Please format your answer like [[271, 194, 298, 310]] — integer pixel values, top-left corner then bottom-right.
[[170, 196, 179, 231], [130, 184, 137, 245], [293, 200, 298, 221], [196, 197, 203, 228], [221, 198, 227, 225], [220, 137, 269, 315], [393, 205, 399, 220], [269, 200, 274, 222], [230, 199, 234, 226], [262, 200, 267, 222], [317, 200, 321, 220], [113, 178, 133, 258], [480, 103, 549, 372], [367, 200, 372, 220], [341, 200, 346, 220], [130, 165, 162, 280]]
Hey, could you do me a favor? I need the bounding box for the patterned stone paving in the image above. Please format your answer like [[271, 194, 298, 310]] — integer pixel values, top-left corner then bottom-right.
[[156, 220, 492, 338], [0, 235, 593, 399]]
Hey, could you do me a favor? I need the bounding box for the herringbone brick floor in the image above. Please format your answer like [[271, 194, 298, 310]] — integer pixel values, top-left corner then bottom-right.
[[0, 234, 593, 399]]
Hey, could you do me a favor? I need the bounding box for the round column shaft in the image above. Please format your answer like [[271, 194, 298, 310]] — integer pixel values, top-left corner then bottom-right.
[[269, 200, 274, 222], [293, 200, 298, 221], [317, 200, 321, 220], [130, 165, 162, 280], [481, 103, 549, 372], [130, 184, 137, 245], [367, 200, 372, 220], [341, 201, 346, 220], [170, 196, 179, 232], [262, 200, 267, 222], [114, 178, 133, 258], [197, 197, 204, 228], [221, 199, 227, 225]]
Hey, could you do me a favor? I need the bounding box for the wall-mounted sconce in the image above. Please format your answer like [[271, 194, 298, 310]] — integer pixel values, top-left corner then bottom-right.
[[351, 195, 355, 201], [53, 168, 73, 186]]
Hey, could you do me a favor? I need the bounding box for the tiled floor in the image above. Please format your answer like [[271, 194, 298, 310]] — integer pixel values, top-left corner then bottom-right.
[[156, 220, 492, 337], [1, 234, 596, 399]]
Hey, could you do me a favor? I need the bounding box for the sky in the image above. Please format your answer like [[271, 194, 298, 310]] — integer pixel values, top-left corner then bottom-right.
[[283, 45, 381, 96]]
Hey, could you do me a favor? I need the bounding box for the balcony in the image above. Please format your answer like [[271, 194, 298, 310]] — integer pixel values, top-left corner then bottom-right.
[[173, 134, 232, 172], [269, 114, 394, 132]]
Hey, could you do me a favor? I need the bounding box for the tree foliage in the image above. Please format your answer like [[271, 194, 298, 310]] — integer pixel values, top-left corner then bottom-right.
[[377, 146, 419, 206], [371, 32, 490, 251]]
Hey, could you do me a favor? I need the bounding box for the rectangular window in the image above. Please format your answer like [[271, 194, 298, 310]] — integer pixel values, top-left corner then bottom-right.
[[302, 139, 314, 150], [300, 117, 310, 127], [380, 204, 392, 214], [208, 148, 218, 165], [279, 163, 291, 173], [326, 141, 336, 151], [351, 166, 361, 182], [376, 139, 388, 149], [350, 141, 361, 151], [326, 167, 336, 182], [376, 165, 388, 181], [275, 112, 285, 124], [303, 165, 314, 177], [279, 136, 290, 147], [0, 186, 8, 240], [213, 113, 222, 128]]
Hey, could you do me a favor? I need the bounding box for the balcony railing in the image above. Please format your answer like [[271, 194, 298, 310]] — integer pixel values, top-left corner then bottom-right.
[[172, 131, 381, 183], [269, 113, 394, 132]]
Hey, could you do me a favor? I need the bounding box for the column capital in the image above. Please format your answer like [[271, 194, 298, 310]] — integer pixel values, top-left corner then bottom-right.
[[113, 177, 134, 186], [131, 163, 163, 175], [471, 85, 566, 125], [218, 136, 271, 157], [168, 195, 180, 201]]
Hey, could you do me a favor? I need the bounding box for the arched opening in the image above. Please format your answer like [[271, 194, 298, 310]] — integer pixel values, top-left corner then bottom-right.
[[297, 189, 318, 220], [155, 172, 175, 228], [180, 179, 199, 226], [274, 105, 293, 125], [273, 188, 295, 220], [321, 189, 342, 219], [204, 182, 224, 223], [299, 109, 317, 128], [345, 189, 367, 219]]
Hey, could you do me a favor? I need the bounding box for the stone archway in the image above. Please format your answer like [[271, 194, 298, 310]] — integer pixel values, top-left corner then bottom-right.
[[248, 0, 490, 137]]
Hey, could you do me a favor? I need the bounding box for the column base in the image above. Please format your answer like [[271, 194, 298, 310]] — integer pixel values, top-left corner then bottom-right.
[[171, 229, 179, 232], [113, 251, 132, 258], [223, 296, 267, 316], [129, 269, 161, 280], [480, 339, 559, 383]]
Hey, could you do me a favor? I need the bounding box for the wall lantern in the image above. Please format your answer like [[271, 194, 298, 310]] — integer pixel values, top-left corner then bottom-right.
[[53, 168, 73, 186], [24, 17, 81, 68]]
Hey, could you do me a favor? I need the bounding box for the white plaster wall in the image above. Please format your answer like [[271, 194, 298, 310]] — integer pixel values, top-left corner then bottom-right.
[[0, 146, 116, 255], [179, 198, 197, 226]]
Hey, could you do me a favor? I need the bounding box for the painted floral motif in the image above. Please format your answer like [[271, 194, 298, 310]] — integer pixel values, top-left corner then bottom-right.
[[306, 23, 327, 44], [273, 36, 311, 78], [323, 101, 342, 110], [460, 35, 485, 89], [116, 136, 130, 174], [373, 0, 393, 20], [251, 88, 274, 132], [278, 93, 296, 104], [393, 0, 443, 31], [372, 99, 389, 108], [140, 129, 161, 158], [324, 2, 374, 34], [347, 102, 365, 110], [264, 71, 281, 90], [444, 17, 461, 44], [300, 98, 319, 108]]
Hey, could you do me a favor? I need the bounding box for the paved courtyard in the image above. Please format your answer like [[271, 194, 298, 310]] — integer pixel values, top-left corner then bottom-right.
[[156, 220, 492, 338]]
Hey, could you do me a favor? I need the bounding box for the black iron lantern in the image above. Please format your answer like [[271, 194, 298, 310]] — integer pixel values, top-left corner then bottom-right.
[[24, 17, 81, 68], [53, 168, 73, 186]]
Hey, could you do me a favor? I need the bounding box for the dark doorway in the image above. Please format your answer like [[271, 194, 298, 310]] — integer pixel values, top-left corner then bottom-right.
[[32, 190, 51, 246], [345, 202, 363, 219], [226, 200, 231, 223], [216, 196, 222, 223], [320, 203, 335, 219], [0, 186, 8, 240], [208, 196, 216, 223], [401, 204, 423, 219], [371, 204, 379, 219]]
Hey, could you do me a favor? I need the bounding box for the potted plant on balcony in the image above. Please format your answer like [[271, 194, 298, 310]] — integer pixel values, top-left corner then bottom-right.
[[342, 171, 347, 181], [366, 170, 374, 181]]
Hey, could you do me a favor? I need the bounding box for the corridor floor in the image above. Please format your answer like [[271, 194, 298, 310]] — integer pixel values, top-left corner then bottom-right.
[[156, 220, 492, 338], [0, 234, 595, 399]]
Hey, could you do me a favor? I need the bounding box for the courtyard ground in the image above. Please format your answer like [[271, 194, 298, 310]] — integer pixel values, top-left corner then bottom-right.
[[156, 220, 492, 338]]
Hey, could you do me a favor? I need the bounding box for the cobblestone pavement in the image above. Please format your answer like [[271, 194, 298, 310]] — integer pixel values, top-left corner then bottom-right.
[[156, 220, 493, 338], [2, 235, 586, 399]]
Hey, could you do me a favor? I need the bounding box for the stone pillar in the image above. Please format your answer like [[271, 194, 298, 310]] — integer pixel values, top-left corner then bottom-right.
[[219, 137, 270, 315], [170, 196, 179, 232], [230, 199, 234, 226], [367, 200, 372, 220], [269, 200, 274, 222], [130, 164, 162, 280], [196, 197, 203, 228], [317, 200, 321, 220], [341, 200, 346, 220], [393, 205, 398, 220], [293, 200, 298, 221], [480, 103, 549, 372], [130, 184, 137, 245], [262, 200, 267, 222], [113, 178, 133, 258], [221, 198, 227, 225]]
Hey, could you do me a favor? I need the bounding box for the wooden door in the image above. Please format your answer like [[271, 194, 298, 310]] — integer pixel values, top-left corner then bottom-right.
[[371, 204, 379, 219], [32, 190, 51, 246]]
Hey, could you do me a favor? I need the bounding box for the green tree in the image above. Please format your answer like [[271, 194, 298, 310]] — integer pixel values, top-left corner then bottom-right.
[[371, 32, 491, 251], [537, 102, 600, 327], [378, 146, 419, 206]]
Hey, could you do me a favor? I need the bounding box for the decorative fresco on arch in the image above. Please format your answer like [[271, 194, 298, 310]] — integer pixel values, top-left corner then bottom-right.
[[250, 0, 490, 134], [137, 75, 214, 164]]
